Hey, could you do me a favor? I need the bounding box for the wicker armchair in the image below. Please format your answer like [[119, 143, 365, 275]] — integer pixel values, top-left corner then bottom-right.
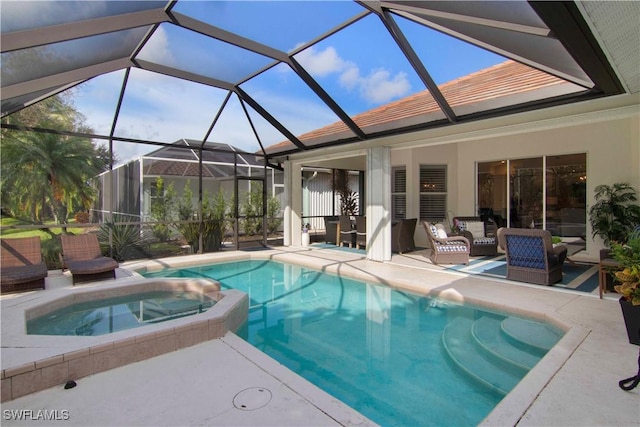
[[1, 236, 47, 293], [498, 228, 567, 285], [323, 216, 339, 244], [392, 218, 417, 254], [339, 215, 356, 248], [355, 216, 366, 249], [423, 221, 470, 264], [61, 234, 118, 285], [453, 216, 498, 256]]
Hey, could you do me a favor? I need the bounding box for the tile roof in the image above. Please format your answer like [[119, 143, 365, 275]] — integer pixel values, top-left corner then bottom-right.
[[266, 60, 573, 153]]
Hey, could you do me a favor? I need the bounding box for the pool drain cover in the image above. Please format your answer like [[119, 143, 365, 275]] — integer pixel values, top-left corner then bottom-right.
[[233, 387, 272, 411]]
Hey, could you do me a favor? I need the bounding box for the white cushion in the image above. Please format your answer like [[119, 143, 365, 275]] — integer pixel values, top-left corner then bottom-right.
[[435, 223, 449, 239], [465, 221, 485, 238]]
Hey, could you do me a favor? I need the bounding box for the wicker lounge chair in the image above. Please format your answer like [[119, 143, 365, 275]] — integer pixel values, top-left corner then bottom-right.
[[1, 236, 48, 293], [339, 215, 356, 248], [423, 221, 470, 264], [355, 216, 366, 249], [453, 216, 498, 256], [392, 218, 417, 254], [498, 228, 567, 285], [61, 234, 118, 285]]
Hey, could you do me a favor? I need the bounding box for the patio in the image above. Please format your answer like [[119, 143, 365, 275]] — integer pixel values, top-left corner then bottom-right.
[[1, 246, 638, 426]]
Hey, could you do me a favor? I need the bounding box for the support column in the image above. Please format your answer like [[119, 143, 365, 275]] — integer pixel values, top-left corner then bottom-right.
[[366, 146, 391, 261], [284, 160, 303, 246]]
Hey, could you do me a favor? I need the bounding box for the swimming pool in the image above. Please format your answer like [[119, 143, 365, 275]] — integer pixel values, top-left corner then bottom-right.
[[144, 259, 564, 426]]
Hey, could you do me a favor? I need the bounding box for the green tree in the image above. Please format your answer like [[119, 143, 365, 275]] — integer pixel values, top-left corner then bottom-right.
[[1, 95, 110, 223]]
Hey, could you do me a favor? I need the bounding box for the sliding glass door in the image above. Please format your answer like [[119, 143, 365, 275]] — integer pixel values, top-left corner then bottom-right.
[[477, 154, 586, 237]]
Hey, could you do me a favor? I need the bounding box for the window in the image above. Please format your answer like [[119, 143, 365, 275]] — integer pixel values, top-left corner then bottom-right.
[[392, 167, 406, 220], [419, 165, 447, 222]]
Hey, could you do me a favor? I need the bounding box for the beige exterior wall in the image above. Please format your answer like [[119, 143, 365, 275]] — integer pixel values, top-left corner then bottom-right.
[[389, 102, 639, 258], [288, 94, 639, 258]]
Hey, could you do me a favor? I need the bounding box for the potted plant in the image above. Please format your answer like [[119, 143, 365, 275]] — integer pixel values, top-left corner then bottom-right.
[[611, 236, 640, 341], [589, 183, 640, 291], [610, 234, 640, 390], [589, 183, 640, 247]]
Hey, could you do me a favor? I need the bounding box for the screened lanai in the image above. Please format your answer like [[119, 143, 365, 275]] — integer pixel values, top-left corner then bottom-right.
[[1, 1, 638, 260]]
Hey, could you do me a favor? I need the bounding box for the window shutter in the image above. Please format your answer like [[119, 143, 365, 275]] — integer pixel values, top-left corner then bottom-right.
[[419, 165, 447, 222], [392, 167, 407, 220]]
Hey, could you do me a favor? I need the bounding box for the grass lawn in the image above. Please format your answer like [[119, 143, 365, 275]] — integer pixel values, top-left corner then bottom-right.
[[0, 217, 85, 240]]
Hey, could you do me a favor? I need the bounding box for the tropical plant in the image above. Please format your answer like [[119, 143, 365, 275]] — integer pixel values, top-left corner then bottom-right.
[[150, 176, 176, 242], [241, 183, 263, 236], [1, 95, 110, 225], [176, 182, 228, 252], [333, 169, 358, 215], [267, 196, 282, 235], [97, 214, 150, 262], [589, 183, 640, 246], [611, 237, 640, 306], [176, 180, 199, 248]]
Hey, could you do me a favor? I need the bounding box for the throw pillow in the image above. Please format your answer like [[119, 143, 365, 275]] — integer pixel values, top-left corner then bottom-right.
[[465, 221, 485, 239], [435, 223, 449, 239]]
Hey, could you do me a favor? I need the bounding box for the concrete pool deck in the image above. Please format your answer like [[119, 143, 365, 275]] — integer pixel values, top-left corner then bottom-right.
[[1, 246, 639, 426]]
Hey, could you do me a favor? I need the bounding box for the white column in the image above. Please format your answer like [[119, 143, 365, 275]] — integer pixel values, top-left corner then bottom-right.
[[366, 146, 391, 261], [284, 160, 303, 246]]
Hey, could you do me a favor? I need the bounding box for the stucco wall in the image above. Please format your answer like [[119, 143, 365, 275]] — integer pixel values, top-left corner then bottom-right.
[[392, 113, 639, 257]]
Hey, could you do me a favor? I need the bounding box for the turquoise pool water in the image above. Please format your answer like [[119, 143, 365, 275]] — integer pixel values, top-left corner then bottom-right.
[[27, 291, 216, 336], [144, 260, 564, 426]]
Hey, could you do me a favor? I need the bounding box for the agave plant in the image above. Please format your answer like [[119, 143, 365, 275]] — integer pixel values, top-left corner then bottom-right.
[[97, 214, 150, 262]]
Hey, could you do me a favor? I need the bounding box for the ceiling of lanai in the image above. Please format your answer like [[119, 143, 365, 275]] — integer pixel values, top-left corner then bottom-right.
[[1, 1, 638, 164]]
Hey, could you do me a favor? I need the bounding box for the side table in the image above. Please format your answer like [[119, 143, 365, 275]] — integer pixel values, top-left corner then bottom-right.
[[599, 258, 621, 299]]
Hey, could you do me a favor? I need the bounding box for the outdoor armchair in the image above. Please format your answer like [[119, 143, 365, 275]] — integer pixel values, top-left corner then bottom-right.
[[1, 236, 47, 293], [453, 216, 498, 257], [355, 216, 366, 249], [499, 228, 567, 285], [392, 218, 417, 254], [60, 234, 118, 285], [339, 215, 356, 248], [323, 216, 339, 245], [423, 221, 470, 265]]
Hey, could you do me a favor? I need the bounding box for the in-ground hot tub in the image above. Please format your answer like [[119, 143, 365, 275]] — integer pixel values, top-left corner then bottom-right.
[[1, 278, 248, 402], [27, 280, 220, 336]]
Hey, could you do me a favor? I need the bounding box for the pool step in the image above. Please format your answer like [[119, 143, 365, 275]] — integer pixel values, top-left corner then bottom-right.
[[442, 315, 562, 396], [471, 316, 542, 372], [500, 317, 563, 355], [442, 317, 524, 396]]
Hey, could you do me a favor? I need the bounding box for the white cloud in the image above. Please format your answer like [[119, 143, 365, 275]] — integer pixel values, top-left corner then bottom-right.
[[137, 26, 175, 67], [360, 69, 411, 104], [296, 45, 411, 104], [296, 46, 347, 77]]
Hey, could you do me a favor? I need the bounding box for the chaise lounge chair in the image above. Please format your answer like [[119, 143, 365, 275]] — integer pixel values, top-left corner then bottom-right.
[[498, 227, 567, 285], [423, 221, 470, 264], [1, 236, 48, 293], [61, 234, 118, 285]]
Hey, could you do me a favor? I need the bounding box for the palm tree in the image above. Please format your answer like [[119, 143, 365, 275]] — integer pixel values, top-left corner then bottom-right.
[[1, 94, 109, 225], [1, 131, 100, 224]]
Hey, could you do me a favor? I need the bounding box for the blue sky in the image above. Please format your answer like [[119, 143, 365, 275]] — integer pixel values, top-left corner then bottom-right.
[[48, 1, 507, 164]]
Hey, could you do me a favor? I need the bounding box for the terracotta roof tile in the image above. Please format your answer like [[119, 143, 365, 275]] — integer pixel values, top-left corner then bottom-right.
[[266, 60, 570, 153]]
